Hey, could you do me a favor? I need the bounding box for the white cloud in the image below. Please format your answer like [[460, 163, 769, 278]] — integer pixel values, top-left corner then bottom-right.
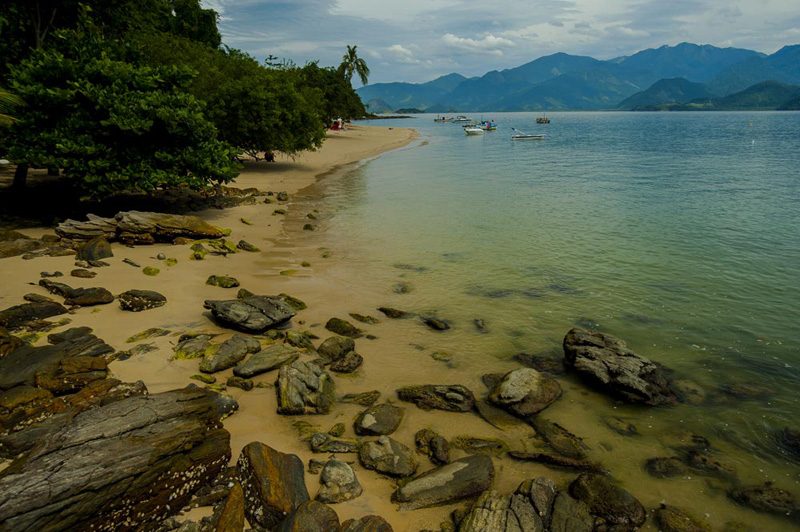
[[388, 44, 421, 64], [612, 25, 649, 38], [441, 33, 515, 56]]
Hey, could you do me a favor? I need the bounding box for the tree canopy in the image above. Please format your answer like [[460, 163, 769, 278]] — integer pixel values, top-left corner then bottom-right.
[[339, 45, 370, 86]]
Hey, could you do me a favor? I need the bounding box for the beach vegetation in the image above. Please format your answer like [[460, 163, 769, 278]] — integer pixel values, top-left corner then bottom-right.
[[338, 44, 370, 86]]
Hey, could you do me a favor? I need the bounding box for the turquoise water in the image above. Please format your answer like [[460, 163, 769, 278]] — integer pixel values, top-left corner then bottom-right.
[[303, 112, 800, 527]]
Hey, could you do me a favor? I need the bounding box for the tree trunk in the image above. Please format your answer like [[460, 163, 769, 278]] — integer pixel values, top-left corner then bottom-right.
[[13, 164, 28, 190]]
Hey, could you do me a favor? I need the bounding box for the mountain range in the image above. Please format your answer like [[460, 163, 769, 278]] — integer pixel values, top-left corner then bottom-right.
[[357, 43, 800, 112]]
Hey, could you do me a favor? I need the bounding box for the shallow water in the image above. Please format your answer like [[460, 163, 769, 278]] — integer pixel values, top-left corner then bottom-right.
[[281, 112, 800, 529]]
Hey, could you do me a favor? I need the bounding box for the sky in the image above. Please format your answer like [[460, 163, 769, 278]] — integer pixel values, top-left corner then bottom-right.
[[202, 0, 800, 86]]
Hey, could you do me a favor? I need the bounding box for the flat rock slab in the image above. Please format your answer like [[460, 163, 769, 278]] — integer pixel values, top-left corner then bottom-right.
[[393, 454, 494, 510], [277, 360, 335, 415], [118, 289, 167, 311], [237, 442, 309, 530], [396, 384, 475, 412], [233, 344, 300, 378], [204, 295, 296, 333], [0, 387, 231, 532], [563, 327, 678, 406], [0, 301, 67, 329], [200, 334, 261, 374]]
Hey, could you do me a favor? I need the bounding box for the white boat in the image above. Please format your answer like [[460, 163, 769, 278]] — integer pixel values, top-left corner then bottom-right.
[[464, 127, 485, 135], [452, 115, 472, 123], [511, 127, 545, 140]]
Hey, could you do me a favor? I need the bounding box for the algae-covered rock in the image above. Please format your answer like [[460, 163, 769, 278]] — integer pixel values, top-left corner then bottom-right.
[[118, 290, 167, 312], [396, 384, 475, 412], [173, 334, 214, 359], [341, 390, 380, 406], [199, 334, 261, 373], [318, 336, 355, 364], [233, 344, 299, 378], [206, 275, 240, 288], [277, 360, 335, 415], [330, 352, 363, 373], [278, 293, 307, 311], [325, 318, 362, 338], [569, 473, 646, 527], [359, 436, 417, 478], [349, 313, 379, 325], [237, 240, 260, 252], [656, 504, 712, 532], [142, 266, 160, 276], [285, 330, 315, 350]]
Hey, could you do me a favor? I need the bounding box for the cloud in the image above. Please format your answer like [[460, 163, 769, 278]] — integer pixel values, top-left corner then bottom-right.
[[440, 33, 515, 56], [612, 25, 650, 38], [387, 44, 421, 64]]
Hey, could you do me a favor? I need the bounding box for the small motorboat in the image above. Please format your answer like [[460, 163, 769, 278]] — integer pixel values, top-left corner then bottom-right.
[[536, 113, 550, 124], [434, 115, 451, 122], [452, 115, 472, 123], [480, 120, 497, 130], [465, 126, 485, 135], [511, 127, 545, 140]]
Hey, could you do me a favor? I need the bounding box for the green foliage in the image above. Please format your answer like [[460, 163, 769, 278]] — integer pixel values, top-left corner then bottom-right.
[[297, 62, 366, 119], [4, 25, 239, 197], [0, 88, 24, 127], [339, 44, 370, 86]]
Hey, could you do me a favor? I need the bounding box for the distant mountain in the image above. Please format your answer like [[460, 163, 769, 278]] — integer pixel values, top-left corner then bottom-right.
[[778, 95, 800, 110], [616, 42, 764, 82], [364, 98, 393, 114], [617, 78, 713, 109], [635, 80, 800, 111], [357, 42, 800, 112]]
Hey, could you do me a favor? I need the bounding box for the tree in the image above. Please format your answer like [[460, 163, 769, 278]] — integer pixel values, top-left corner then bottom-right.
[[4, 25, 239, 196], [297, 62, 366, 120], [0, 88, 24, 127], [338, 44, 370, 86]]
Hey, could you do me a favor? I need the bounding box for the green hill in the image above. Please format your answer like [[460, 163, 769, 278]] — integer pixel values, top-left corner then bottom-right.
[[617, 78, 713, 109], [635, 80, 800, 111], [706, 45, 800, 95]]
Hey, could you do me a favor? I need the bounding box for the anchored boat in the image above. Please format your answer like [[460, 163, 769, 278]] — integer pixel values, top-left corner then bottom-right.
[[511, 127, 545, 140]]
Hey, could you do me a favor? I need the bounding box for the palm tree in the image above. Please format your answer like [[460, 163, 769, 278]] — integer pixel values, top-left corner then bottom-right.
[[0, 88, 24, 127], [339, 45, 370, 86]]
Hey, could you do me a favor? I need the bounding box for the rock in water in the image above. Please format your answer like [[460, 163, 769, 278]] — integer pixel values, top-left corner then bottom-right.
[[76, 236, 113, 262], [236, 441, 309, 530], [727, 483, 799, 518], [206, 275, 240, 288], [569, 473, 646, 527], [118, 289, 167, 311], [204, 295, 296, 333], [316, 458, 363, 503], [277, 360, 335, 415], [487, 368, 562, 417], [393, 454, 494, 510], [0, 388, 231, 532], [0, 301, 67, 329], [317, 336, 355, 364], [358, 436, 417, 477], [200, 335, 261, 373], [396, 384, 475, 412], [275, 500, 339, 532], [233, 344, 300, 378], [529, 417, 590, 459], [330, 352, 363, 373], [325, 318, 362, 338], [655, 505, 712, 532], [354, 404, 404, 436], [563, 327, 678, 406]]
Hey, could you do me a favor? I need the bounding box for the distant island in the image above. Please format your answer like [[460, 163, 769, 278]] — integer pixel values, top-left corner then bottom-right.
[[357, 42, 800, 112]]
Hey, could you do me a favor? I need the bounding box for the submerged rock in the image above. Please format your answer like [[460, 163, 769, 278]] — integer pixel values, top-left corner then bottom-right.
[[727, 483, 799, 518], [529, 417, 589, 459], [325, 318, 362, 338], [487, 368, 562, 417], [569, 473, 646, 527], [396, 384, 475, 412], [563, 327, 678, 406], [421, 315, 450, 331], [377, 307, 412, 319], [330, 352, 363, 373], [656, 504, 712, 532], [393, 454, 494, 510], [451, 436, 509, 455], [204, 295, 296, 333]]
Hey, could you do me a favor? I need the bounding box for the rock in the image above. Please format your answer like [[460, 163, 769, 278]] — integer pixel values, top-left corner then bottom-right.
[[328, 423, 346, 437], [233, 344, 300, 378], [310, 433, 359, 454], [39, 271, 62, 278], [513, 352, 567, 376], [325, 318, 362, 338], [359, 436, 417, 477], [215, 482, 245, 532], [421, 315, 450, 331], [377, 307, 412, 319], [349, 313, 379, 325], [122, 258, 141, 267], [776, 428, 800, 459], [53, 214, 117, 241], [200, 335, 261, 373], [474, 400, 527, 432], [227, 376, 253, 391], [451, 436, 508, 455], [34, 355, 109, 394], [457, 489, 545, 532], [204, 295, 296, 333], [0, 388, 231, 531], [396, 384, 475, 412], [285, 330, 315, 350], [339, 515, 394, 532], [237, 240, 260, 252], [341, 390, 380, 406], [143, 266, 160, 276], [656, 505, 712, 532], [473, 318, 488, 333], [354, 404, 404, 436], [529, 417, 589, 459], [563, 327, 678, 406], [275, 500, 339, 532], [683, 449, 736, 479], [207, 275, 240, 288], [309, 458, 326, 474], [645, 457, 689, 478], [0, 301, 67, 329], [508, 452, 607, 474], [330, 352, 363, 373], [416, 429, 451, 465], [602, 416, 639, 436], [236, 441, 309, 530], [316, 458, 362, 504], [318, 336, 355, 364], [76, 236, 113, 261], [727, 483, 799, 517], [38, 279, 114, 306], [192, 374, 216, 384], [569, 473, 646, 527], [174, 334, 214, 359], [549, 491, 593, 532], [118, 289, 167, 311], [487, 368, 562, 417], [278, 293, 307, 311], [277, 191, 289, 201], [22, 293, 54, 304], [393, 454, 494, 510], [0, 327, 24, 357], [70, 269, 96, 279], [277, 360, 335, 415]]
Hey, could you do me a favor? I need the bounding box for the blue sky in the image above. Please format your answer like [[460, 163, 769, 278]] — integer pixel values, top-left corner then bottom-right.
[[202, 0, 800, 85]]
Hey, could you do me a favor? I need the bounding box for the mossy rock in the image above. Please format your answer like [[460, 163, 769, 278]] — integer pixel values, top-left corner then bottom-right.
[[191, 374, 216, 384], [143, 266, 160, 276], [273, 209, 287, 215], [164, 258, 178, 267], [206, 275, 240, 288], [240, 218, 253, 225], [322, 251, 331, 258], [237, 240, 260, 252], [303, 224, 316, 231], [301, 261, 311, 268], [126, 328, 170, 344], [280, 269, 297, 276], [451, 436, 508, 455], [190, 243, 209, 260], [349, 313, 379, 325], [432, 352, 452, 362], [328, 423, 346, 437], [307, 213, 317, 220], [279, 293, 307, 311], [216, 227, 233, 236]]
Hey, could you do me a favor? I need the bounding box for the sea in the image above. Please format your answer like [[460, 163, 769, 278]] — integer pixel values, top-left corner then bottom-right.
[[288, 111, 800, 529]]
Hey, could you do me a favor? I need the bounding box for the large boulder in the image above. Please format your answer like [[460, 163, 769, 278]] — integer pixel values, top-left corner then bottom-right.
[[393, 454, 494, 510], [76, 237, 113, 262], [317, 336, 355, 364], [396, 384, 475, 412], [568, 473, 646, 527], [358, 436, 417, 478], [205, 295, 296, 333], [275, 500, 339, 532], [487, 368, 562, 417], [354, 404, 404, 436], [277, 360, 335, 415], [54, 214, 118, 241], [0, 300, 67, 329], [457, 489, 543, 532], [0, 387, 231, 532], [38, 280, 113, 307], [199, 335, 261, 374], [215, 482, 245, 532], [315, 458, 362, 504], [563, 327, 678, 406], [233, 344, 300, 378], [236, 442, 309, 530]]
